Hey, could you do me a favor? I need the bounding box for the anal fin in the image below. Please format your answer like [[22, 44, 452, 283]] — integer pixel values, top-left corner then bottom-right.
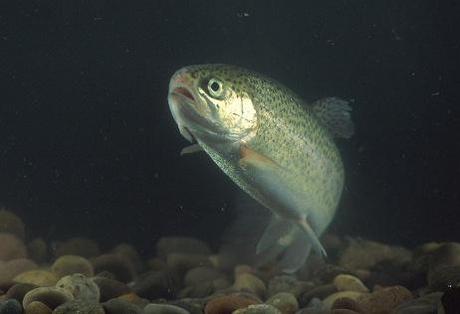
[[298, 218, 327, 258]]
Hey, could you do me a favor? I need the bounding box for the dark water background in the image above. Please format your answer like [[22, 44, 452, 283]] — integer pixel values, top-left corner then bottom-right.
[[1, 1, 459, 254]]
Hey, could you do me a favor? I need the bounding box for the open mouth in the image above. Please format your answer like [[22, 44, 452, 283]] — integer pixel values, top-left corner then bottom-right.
[[172, 87, 195, 102]]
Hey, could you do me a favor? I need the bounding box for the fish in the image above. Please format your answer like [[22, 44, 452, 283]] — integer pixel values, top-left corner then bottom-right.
[[167, 64, 354, 273]]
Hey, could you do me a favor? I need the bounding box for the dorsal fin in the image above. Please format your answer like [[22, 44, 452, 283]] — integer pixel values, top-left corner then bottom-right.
[[312, 97, 354, 139]]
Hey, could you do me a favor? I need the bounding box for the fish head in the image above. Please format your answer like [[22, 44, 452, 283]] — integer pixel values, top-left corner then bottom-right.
[[168, 64, 258, 145]]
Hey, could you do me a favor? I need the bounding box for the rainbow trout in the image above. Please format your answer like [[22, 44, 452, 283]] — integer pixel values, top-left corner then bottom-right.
[[168, 64, 353, 272]]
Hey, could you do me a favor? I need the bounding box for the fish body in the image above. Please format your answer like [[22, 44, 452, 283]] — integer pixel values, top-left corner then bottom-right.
[[168, 64, 353, 272]]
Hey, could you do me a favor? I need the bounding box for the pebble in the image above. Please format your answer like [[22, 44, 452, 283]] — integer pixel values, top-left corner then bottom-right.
[[233, 273, 266, 298], [144, 303, 190, 314], [13, 270, 58, 287], [430, 242, 460, 271], [333, 274, 369, 293], [22, 286, 73, 309], [322, 291, 364, 310], [232, 304, 281, 314], [6, 283, 38, 302], [166, 253, 212, 275], [51, 255, 94, 277], [307, 263, 351, 284], [112, 243, 144, 273], [338, 238, 412, 270], [55, 274, 100, 302], [92, 276, 130, 302], [91, 253, 136, 283], [300, 284, 337, 307], [331, 310, 360, 314], [184, 267, 223, 287], [0, 233, 27, 261], [53, 300, 105, 314], [0, 259, 38, 287], [53, 237, 100, 259], [266, 292, 299, 314], [0, 299, 22, 314], [267, 275, 313, 298], [0, 209, 25, 239], [393, 292, 442, 314], [116, 292, 150, 308], [168, 298, 206, 314], [27, 239, 48, 264], [132, 270, 179, 300], [156, 237, 211, 258], [24, 300, 52, 314], [204, 293, 260, 314], [103, 298, 142, 314], [427, 265, 460, 291], [356, 285, 413, 313], [331, 297, 362, 312]]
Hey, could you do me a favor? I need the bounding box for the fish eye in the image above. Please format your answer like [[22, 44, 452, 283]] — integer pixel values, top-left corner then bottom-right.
[[207, 78, 223, 98]]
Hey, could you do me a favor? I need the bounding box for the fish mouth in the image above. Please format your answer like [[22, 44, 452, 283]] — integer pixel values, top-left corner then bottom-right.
[[172, 86, 195, 102]]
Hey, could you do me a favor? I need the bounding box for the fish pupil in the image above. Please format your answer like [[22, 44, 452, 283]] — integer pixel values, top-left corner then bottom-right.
[[210, 81, 220, 92]]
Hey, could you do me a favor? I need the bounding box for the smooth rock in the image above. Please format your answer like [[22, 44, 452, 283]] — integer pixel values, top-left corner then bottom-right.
[[22, 286, 73, 309], [393, 292, 441, 314], [322, 291, 364, 310], [13, 270, 58, 287], [26, 238, 47, 265], [112, 243, 143, 272], [24, 300, 52, 313], [338, 238, 411, 270], [55, 274, 99, 302], [116, 292, 150, 308], [144, 303, 190, 314], [6, 283, 38, 302], [53, 300, 104, 314], [0, 259, 38, 287], [307, 263, 352, 284], [267, 275, 313, 299], [0, 299, 22, 314], [331, 310, 360, 314], [333, 274, 369, 293], [331, 297, 363, 312], [168, 298, 206, 314], [184, 267, 223, 287], [233, 273, 266, 298], [266, 292, 299, 314], [166, 253, 211, 275], [0, 233, 27, 261], [52, 237, 100, 259], [92, 276, 130, 302], [204, 293, 260, 314], [103, 298, 142, 314], [427, 265, 460, 292], [357, 285, 413, 313], [300, 284, 337, 307], [430, 242, 460, 271], [132, 271, 179, 300], [156, 237, 211, 258], [51, 255, 94, 278], [91, 254, 135, 283], [0, 209, 25, 239], [297, 297, 328, 314], [232, 304, 281, 314]]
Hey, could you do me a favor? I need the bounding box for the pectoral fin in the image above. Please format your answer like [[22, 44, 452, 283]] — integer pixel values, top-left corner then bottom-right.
[[239, 144, 281, 171], [180, 144, 203, 156]]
